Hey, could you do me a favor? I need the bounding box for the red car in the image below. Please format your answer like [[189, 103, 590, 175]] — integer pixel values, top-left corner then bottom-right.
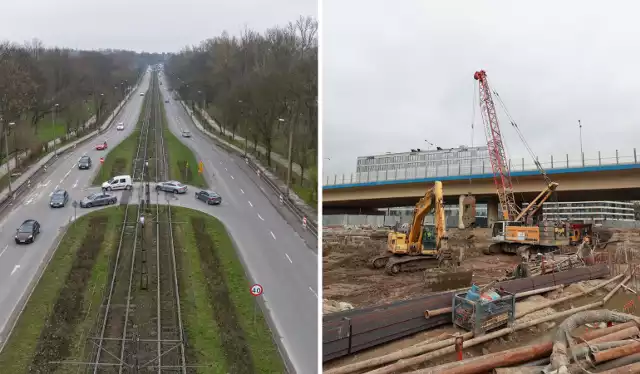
[[96, 141, 108, 150]]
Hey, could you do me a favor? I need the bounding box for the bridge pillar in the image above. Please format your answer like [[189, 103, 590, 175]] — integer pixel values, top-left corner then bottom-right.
[[487, 197, 499, 227]]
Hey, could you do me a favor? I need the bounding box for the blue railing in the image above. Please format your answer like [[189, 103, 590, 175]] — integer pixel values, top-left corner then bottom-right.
[[323, 149, 639, 187]]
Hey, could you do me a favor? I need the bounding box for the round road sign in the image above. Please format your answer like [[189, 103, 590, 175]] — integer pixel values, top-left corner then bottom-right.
[[250, 284, 263, 297]]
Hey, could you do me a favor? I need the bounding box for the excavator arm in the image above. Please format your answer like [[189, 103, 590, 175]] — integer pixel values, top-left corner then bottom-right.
[[514, 182, 558, 222], [407, 181, 447, 249]]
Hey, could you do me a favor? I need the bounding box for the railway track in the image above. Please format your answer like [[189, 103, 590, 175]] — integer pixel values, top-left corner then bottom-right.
[[89, 70, 187, 373]]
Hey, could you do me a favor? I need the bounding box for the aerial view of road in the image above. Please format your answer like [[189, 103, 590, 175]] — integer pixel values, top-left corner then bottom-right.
[[158, 73, 319, 371], [0, 71, 151, 341]]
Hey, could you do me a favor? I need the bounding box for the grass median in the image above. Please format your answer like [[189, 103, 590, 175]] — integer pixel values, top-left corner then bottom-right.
[[0, 206, 284, 373]]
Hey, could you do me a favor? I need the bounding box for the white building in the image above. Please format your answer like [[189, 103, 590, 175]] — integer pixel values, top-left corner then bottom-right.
[[542, 201, 636, 223], [354, 145, 490, 182]]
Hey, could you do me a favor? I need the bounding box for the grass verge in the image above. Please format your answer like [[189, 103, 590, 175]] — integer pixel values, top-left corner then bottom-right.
[[0, 208, 122, 373]]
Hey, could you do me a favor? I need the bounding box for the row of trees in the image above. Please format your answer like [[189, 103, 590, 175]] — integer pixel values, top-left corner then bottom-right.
[[164, 16, 318, 194], [0, 39, 161, 166]]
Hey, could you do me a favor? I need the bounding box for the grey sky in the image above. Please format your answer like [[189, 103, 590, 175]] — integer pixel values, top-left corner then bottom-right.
[[322, 0, 640, 178], [0, 0, 316, 53]]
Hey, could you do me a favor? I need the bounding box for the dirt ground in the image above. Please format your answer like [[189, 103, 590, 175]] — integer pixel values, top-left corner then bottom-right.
[[322, 226, 520, 310]]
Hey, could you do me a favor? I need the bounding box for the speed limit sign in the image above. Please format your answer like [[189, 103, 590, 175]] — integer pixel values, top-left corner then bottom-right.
[[250, 284, 263, 297]]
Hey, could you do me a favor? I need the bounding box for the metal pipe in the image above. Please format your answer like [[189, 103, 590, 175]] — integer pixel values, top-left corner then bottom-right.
[[591, 341, 640, 364], [593, 352, 640, 372], [493, 367, 545, 374], [597, 361, 640, 374]]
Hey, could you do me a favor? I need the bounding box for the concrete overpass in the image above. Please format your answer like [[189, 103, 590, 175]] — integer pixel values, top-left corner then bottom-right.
[[323, 162, 640, 216]]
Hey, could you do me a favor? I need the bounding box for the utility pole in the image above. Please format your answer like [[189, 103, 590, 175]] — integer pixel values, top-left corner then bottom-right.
[[281, 118, 293, 197], [4, 121, 14, 196], [52, 104, 59, 157], [579, 120, 583, 166]]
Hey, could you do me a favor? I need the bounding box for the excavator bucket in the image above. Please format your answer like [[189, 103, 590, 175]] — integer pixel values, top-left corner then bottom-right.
[[461, 194, 477, 228]]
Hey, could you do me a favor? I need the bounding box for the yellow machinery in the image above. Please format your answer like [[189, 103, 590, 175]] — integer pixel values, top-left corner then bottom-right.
[[370, 181, 475, 275]]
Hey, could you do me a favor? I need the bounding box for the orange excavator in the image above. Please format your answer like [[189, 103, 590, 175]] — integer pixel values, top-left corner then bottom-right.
[[370, 181, 476, 275], [474, 70, 571, 259]]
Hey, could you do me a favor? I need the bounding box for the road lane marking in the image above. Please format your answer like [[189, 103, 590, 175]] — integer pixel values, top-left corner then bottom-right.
[[270, 231, 276, 240], [11, 265, 20, 276], [285, 253, 293, 263], [248, 201, 253, 207], [240, 189, 245, 194], [65, 169, 71, 178], [0, 245, 8, 258], [257, 213, 264, 221], [42, 180, 50, 187], [73, 180, 78, 188], [230, 175, 234, 179], [225, 167, 228, 171], [309, 287, 318, 298]]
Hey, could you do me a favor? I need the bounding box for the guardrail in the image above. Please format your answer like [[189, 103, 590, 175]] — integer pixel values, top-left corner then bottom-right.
[[324, 149, 639, 186], [173, 94, 318, 237], [0, 75, 144, 214]]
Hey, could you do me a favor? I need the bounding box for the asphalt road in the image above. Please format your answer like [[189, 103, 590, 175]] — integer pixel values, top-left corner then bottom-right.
[[159, 76, 318, 373], [0, 71, 152, 345]]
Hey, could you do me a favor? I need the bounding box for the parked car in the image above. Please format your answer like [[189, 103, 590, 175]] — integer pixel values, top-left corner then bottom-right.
[[195, 190, 222, 205], [78, 155, 92, 169], [116, 122, 125, 131], [50, 189, 69, 208], [96, 141, 108, 150], [102, 175, 133, 191], [80, 193, 117, 208], [181, 130, 191, 138], [15, 219, 40, 244], [164, 99, 169, 103], [140, 92, 145, 96], [156, 181, 188, 194]]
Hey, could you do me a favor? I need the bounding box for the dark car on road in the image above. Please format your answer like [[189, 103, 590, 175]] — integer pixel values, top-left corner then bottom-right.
[[80, 192, 117, 208], [78, 155, 92, 169], [156, 181, 187, 194], [15, 219, 40, 244], [50, 189, 69, 208], [195, 190, 222, 205]]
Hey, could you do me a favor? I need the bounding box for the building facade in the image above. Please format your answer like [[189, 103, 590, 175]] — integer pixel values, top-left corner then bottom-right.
[[354, 145, 490, 182], [542, 201, 636, 223]]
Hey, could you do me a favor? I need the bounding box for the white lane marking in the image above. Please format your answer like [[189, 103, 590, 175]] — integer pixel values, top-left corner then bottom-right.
[[42, 180, 50, 187], [0, 245, 8, 258], [270, 231, 276, 240], [285, 253, 293, 263], [65, 169, 71, 178], [240, 189, 244, 194], [225, 168, 228, 171], [248, 201, 253, 207], [11, 265, 20, 276], [309, 287, 318, 298], [73, 180, 78, 188], [257, 213, 264, 221], [230, 175, 234, 180], [260, 187, 265, 193], [50, 185, 59, 196]]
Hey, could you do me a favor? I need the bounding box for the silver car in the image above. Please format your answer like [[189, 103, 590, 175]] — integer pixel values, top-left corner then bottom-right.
[[80, 192, 117, 208], [181, 130, 191, 138], [156, 181, 188, 194]]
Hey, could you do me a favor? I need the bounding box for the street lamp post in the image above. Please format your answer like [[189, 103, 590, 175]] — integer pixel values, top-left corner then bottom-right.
[[239, 100, 247, 156], [280, 118, 293, 197], [5, 121, 15, 196], [578, 120, 583, 165], [52, 104, 59, 157]]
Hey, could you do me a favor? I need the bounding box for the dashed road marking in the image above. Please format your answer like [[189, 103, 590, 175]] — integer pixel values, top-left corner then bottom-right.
[[225, 167, 228, 171], [240, 189, 245, 194], [248, 201, 253, 207], [257, 213, 264, 221], [270, 231, 276, 240], [285, 253, 293, 263], [11, 265, 20, 276], [73, 180, 78, 189], [0, 245, 8, 258], [309, 287, 318, 298], [230, 175, 234, 179]]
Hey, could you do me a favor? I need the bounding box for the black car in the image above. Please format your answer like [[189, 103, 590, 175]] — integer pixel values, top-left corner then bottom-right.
[[195, 190, 222, 205], [80, 192, 117, 208], [50, 189, 69, 208], [78, 155, 92, 169], [15, 219, 40, 244]]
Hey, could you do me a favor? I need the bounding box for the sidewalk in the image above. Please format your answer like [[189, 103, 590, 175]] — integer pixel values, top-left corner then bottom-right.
[[0, 81, 141, 204], [194, 105, 310, 181]]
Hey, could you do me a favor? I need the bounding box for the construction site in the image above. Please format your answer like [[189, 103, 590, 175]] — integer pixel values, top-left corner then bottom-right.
[[322, 70, 640, 374]]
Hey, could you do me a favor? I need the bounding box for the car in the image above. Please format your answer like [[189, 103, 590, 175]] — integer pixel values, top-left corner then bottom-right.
[[15, 219, 40, 244], [78, 155, 92, 169], [195, 190, 222, 205], [50, 189, 69, 208], [116, 122, 125, 131], [102, 175, 133, 191], [140, 92, 145, 96], [80, 192, 117, 208], [156, 181, 188, 194], [164, 99, 169, 103], [181, 130, 191, 138], [96, 141, 108, 150]]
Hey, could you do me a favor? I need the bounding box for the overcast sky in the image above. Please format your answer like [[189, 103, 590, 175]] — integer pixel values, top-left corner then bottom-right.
[[0, 0, 316, 53], [323, 0, 640, 178]]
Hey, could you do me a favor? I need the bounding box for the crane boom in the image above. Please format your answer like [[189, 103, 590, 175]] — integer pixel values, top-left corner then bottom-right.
[[474, 70, 519, 221]]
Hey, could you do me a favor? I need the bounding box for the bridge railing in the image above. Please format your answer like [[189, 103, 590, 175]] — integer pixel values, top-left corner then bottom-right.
[[323, 149, 638, 187]]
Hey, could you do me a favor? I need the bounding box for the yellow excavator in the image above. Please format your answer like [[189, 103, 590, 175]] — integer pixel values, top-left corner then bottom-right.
[[370, 181, 475, 275]]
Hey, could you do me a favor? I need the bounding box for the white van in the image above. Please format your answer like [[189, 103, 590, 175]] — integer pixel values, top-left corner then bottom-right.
[[102, 175, 133, 191]]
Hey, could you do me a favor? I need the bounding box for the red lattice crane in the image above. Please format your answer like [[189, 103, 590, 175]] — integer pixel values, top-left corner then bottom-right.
[[473, 70, 519, 221]]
